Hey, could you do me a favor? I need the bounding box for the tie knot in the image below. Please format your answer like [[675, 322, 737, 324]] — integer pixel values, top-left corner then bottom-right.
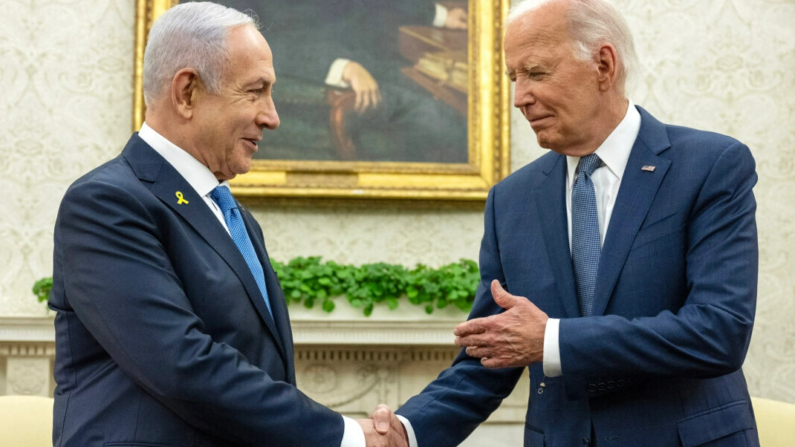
[[577, 153, 602, 177], [210, 185, 237, 213]]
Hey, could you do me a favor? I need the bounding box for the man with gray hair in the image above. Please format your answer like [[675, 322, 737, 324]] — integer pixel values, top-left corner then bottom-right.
[[50, 2, 405, 446], [393, 0, 760, 446]]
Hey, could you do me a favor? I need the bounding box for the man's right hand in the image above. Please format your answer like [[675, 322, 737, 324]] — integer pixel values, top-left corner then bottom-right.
[[356, 404, 408, 447], [341, 61, 382, 114], [445, 8, 468, 29]]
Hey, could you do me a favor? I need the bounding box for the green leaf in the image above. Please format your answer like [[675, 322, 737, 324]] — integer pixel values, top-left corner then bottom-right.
[[32, 277, 53, 303], [35, 257, 479, 315]]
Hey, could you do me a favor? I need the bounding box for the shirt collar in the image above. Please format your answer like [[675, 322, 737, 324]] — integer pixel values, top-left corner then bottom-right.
[[566, 100, 641, 187], [138, 122, 228, 197]]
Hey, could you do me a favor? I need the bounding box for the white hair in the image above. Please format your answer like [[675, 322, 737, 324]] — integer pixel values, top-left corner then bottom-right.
[[143, 2, 258, 106], [507, 0, 639, 95]]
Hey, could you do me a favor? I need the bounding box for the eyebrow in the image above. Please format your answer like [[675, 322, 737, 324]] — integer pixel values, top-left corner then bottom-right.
[[505, 63, 544, 77], [245, 77, 275, 88]]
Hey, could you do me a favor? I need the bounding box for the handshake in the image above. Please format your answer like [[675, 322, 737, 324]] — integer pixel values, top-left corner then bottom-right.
[[355, 404, 409, 447]]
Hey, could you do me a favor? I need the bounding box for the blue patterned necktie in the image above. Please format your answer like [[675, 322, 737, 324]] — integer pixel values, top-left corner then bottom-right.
[[210, 185, 272, 317], [572, 153, 602, 317]]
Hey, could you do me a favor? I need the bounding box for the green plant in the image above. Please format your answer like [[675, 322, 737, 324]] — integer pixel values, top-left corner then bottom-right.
[[272, 257, 479, 316], [35, 257, 480, 316], [33, 277, 53, 303]]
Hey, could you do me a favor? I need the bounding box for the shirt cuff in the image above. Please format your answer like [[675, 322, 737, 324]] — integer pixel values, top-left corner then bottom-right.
[[543, 318, 562, 377], [396, 414, 419, 447], [325, 58, 351, 88], [340, 415, 366, 447], [433, 3, 448, 28]]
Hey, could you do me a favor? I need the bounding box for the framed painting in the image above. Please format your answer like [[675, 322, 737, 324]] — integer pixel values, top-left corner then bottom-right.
[[134, 0, 510, 200]]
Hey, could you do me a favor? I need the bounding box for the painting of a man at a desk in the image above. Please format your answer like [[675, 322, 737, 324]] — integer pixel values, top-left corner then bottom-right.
[[211, 0, 469, 163]]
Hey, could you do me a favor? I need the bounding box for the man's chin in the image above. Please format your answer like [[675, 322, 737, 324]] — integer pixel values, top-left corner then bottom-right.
[[231, 162, 252, 178], [213, 166, 248, 182], [535, 133, 555, 150]]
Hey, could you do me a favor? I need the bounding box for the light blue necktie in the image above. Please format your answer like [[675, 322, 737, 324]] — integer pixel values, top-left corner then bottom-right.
[[571, 154, 602, 317], [210, 185, 273, 317]]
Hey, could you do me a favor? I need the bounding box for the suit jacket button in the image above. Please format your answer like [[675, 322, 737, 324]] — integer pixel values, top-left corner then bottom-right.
[[588, 384, 597, 393], [617, 380, 625, 387], [597, 383, 606, 391], [607, 381, 615, 389]]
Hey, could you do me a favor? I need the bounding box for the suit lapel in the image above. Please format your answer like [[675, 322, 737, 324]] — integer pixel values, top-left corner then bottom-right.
[[591, 107, 672, 316], [242, 208, 296, 384], [122, 136, 288, 364], [533, 154, 580, 319]]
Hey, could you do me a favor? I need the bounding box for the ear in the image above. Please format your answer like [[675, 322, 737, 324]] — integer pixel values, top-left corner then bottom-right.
[[171, 68, 201, 120], [595, 43, 619, 92]]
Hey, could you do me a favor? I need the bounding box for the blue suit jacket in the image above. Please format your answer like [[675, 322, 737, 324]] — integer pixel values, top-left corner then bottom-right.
[[396, 107, 760, 447], [49, 135, 343, 446]]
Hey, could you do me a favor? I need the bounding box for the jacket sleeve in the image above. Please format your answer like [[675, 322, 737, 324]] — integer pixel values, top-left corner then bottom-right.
[[56, 179, 344, 446], [559, 142, 758, 400], [396, 187, 524, 447]]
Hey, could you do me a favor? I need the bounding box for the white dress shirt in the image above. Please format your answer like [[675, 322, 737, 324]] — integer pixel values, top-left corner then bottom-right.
[[138, 123, 365, 447], [400, 103, 640, 447], [543, 101, 641, 377]]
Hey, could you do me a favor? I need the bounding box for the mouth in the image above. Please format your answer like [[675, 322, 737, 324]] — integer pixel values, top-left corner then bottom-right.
[[528, 115, 554, 127], [242, 137, 261, 151]]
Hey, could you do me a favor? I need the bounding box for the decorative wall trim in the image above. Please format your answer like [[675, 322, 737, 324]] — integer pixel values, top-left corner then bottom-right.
[[0, 316, 460, 345], [291, 320, 458, 345], [0, 317, 56, 343]]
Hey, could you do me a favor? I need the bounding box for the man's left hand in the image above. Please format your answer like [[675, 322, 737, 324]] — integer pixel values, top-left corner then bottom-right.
[[454, 280, 548, 368]]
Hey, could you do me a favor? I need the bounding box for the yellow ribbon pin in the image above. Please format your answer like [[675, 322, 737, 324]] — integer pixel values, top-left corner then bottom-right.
[[175, 191, 189, 205]]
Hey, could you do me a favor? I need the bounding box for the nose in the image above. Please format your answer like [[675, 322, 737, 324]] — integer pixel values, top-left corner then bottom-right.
[[513, 78, 536, 109], [257, 98, 280, 130]]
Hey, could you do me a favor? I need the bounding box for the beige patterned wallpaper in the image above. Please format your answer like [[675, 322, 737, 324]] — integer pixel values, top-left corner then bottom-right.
[[0, 0, 793, 403]]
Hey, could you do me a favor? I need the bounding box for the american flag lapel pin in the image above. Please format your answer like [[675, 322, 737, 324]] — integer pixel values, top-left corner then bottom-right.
[[641, 165, 656, 172]]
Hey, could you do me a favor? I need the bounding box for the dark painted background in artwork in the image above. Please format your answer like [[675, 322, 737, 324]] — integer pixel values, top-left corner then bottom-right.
[[197, 0, 469, 163]]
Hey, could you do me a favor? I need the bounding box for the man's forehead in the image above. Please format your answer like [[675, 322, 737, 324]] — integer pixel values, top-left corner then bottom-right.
[[228, 25, 272, 59], [506, 2, 568, 43], [226, 26, 275, 78], [504, 10, 569, 68]]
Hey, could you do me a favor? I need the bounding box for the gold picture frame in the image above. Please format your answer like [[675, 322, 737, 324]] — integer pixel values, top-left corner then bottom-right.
[[133, 0, 509, 201]]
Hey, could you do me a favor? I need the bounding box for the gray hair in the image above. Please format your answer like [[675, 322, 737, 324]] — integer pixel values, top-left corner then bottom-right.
[[507, 0, 639, 95], [143, 2, 258, 106]]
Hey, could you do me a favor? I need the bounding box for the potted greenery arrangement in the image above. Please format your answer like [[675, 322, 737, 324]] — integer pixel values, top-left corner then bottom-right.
[[34, 257, 478, 318]]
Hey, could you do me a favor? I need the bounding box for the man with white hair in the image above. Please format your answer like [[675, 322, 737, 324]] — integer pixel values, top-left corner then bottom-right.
[[50, 2, 405, 446], [393, 0, 760, 446]]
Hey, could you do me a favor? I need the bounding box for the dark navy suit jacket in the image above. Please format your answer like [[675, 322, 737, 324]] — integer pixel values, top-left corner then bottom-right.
[[396, 107, 760, 447], [49, 135, 343, 446]]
